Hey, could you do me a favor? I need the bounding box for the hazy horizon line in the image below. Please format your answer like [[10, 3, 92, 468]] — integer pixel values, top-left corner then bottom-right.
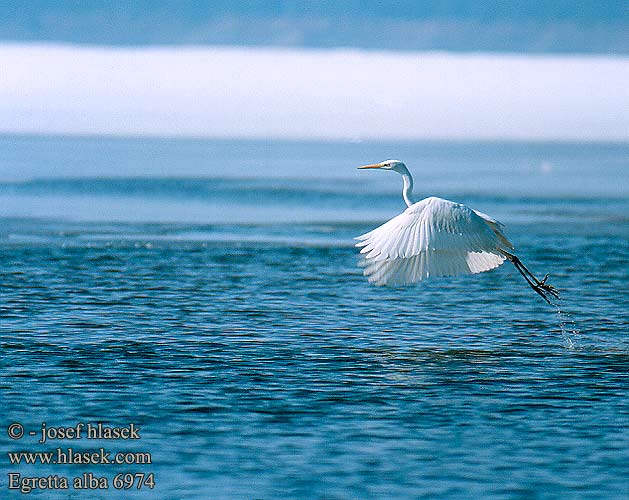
[[2, 43, 628, 142]]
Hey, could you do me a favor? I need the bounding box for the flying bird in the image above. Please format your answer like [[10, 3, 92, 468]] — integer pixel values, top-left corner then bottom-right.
[[355, 160, 559, 304]]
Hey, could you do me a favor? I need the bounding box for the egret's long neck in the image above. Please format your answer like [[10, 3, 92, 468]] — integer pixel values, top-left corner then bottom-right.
[[400, 167, 415, 207]]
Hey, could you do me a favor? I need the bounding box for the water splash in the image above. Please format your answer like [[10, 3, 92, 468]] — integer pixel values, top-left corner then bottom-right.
[[552, 300, 581, 350]]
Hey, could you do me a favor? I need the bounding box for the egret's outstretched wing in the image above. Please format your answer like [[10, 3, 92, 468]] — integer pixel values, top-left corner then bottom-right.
[[472, 209, 514, 250], [355, 197, 513, 286]]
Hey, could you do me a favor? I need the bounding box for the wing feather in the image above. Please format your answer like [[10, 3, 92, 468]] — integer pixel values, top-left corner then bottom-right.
[[355, 197, 512, 286]]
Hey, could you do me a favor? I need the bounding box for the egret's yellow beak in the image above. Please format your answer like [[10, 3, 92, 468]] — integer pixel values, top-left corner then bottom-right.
[[357, 163, 383, 169]]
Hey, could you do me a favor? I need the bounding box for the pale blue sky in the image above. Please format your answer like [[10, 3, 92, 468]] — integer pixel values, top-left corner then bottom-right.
[[1, 1, 628, 53], [2, 3, 628, 141]]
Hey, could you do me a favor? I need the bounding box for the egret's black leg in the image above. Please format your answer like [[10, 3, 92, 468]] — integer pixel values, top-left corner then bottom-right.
[[500, 251, 559, 304]]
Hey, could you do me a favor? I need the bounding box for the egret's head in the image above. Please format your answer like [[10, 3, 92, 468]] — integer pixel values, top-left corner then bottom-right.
[[358, 159, 407, 173]]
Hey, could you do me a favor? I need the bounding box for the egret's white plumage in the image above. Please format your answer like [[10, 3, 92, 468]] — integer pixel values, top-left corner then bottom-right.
[[355, 160, 559, 303], [356, 196, 512, 286]]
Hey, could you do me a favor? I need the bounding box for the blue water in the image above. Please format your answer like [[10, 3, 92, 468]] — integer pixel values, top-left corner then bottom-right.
[[1, 135, 628, 499]]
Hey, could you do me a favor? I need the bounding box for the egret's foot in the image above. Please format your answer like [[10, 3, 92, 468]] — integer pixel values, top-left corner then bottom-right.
[[541, 284, 560, 299], [532, 275, 560, 303], [502, 251, 560, 304]]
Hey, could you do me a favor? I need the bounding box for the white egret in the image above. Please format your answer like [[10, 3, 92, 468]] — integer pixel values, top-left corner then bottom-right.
[[355, 160, 559, 304]]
